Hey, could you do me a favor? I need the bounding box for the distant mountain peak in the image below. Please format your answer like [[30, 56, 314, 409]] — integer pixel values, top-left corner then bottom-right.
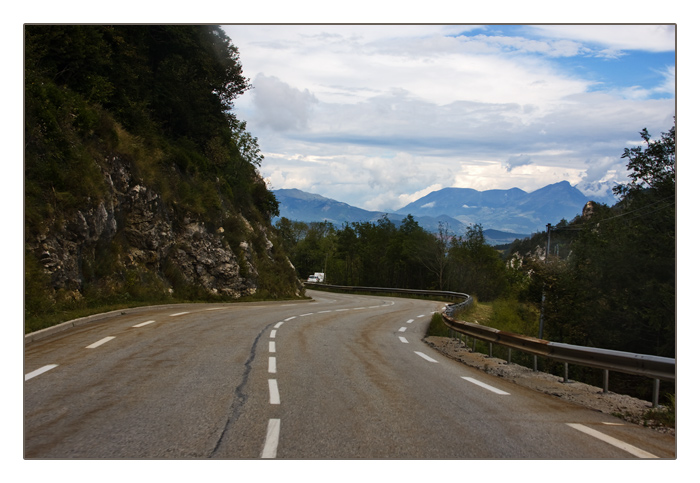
[[274, 182, 608, 237]]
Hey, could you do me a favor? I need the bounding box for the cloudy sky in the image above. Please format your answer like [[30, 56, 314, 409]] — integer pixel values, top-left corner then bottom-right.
[[222, 24, 675, 211]]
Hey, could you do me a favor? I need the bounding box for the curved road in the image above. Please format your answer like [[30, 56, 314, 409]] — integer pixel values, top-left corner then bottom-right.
[[24, 290, 676, 459]]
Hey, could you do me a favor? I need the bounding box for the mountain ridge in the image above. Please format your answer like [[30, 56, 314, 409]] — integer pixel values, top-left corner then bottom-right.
[[274, 181, 606, 239]]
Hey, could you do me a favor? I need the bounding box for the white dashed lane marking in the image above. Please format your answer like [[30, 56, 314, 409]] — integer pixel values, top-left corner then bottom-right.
[[399, 337, 408, 344], [132, 320, 155, 328], [414, 351, 438, 363], [566, 423, 658, 458], [261, 419, 281, 458], [25, 364, 58, 381], [268, 379, 280, 405], [86, 336, 115, 349], [462, 377, 510, 395]]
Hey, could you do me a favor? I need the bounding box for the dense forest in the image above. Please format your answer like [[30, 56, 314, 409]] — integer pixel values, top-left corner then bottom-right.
[[278, 124, 676, 360], [24, 25, 299, 330]]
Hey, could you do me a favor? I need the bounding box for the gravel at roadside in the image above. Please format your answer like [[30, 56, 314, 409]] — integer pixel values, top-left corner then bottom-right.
[[423, 336, 675, 436]]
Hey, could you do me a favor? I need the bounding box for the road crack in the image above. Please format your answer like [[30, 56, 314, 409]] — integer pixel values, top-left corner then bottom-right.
[[208, 322, 274, 458]]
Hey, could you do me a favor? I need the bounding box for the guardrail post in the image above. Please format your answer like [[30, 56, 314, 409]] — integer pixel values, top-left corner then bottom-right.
[[507, 348, 511, 364], [488, 342, 493, 358], [603, 369, 609, 394], [533, 355, 538, 372], [563, 363, 569, 383], [652, 379, 660, 408]]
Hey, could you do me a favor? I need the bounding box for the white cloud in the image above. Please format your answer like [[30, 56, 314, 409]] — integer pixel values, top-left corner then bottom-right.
[[397, 183, 444, 208], [454, 161, 586, 193], [224, 24, 675, 210], [506, 154, 533, 172], [529, 25, 676, 53], [654, 65, 676, 97], [251, 74, 318, 131]]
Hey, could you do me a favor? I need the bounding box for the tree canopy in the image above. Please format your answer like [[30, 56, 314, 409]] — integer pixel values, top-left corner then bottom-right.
[[25, 25, 277, 232]]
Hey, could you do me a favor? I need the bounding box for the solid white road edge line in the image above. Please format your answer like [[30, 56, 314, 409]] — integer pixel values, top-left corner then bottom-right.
[[132, 320, 155, 328], [268, 379, 280, 405], [414, 351, 438, 363], [25, 364, 58, 381], [261, 418, 281, 458], [566, 423, 658, 458], [462, 377, 510, 395], [86, 336, 115, 349]]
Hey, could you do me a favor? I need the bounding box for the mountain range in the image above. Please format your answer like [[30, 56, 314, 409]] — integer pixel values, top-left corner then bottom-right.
[[273, 181, 607, 243]]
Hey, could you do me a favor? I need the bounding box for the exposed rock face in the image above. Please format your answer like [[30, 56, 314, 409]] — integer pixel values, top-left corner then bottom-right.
[[28, 155, 276, 300], [581, 201, 596, 221]]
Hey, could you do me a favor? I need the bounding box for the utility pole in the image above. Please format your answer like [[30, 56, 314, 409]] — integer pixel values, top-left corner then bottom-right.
[[538, 223, 552, 340]]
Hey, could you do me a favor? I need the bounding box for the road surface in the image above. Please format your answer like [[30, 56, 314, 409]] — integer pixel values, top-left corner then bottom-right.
[[24, 289, 676, 459]]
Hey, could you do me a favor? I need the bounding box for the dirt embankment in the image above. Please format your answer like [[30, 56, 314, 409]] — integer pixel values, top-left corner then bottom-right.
[[423, 336, 675, 436]]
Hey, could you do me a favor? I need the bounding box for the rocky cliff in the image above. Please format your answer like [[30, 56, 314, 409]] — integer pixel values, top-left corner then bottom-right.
[[27, 153, 300, 310]]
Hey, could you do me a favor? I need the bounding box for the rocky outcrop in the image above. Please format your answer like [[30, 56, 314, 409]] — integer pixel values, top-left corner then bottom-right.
[[27, 155, 283, 301]]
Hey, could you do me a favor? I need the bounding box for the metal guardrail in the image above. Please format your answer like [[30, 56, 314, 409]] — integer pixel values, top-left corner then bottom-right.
[[308, 283, 472, 307], [306, 283, 675, 405], [440, 314, 676, 382]]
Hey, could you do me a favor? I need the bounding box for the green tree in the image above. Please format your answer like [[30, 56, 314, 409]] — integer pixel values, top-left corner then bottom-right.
[[411, 220, 449, 290], [613, 123, 676, 200], [529, 124, 676, 356], [336, 223, 359, 285], [448, 224, 508, 301]]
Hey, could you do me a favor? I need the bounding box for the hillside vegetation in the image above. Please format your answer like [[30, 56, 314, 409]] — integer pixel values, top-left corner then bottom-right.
[[25, 25, 300, 332]]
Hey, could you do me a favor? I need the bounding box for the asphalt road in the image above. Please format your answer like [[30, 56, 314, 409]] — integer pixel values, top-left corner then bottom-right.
[[24, 289, 676, 459]]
